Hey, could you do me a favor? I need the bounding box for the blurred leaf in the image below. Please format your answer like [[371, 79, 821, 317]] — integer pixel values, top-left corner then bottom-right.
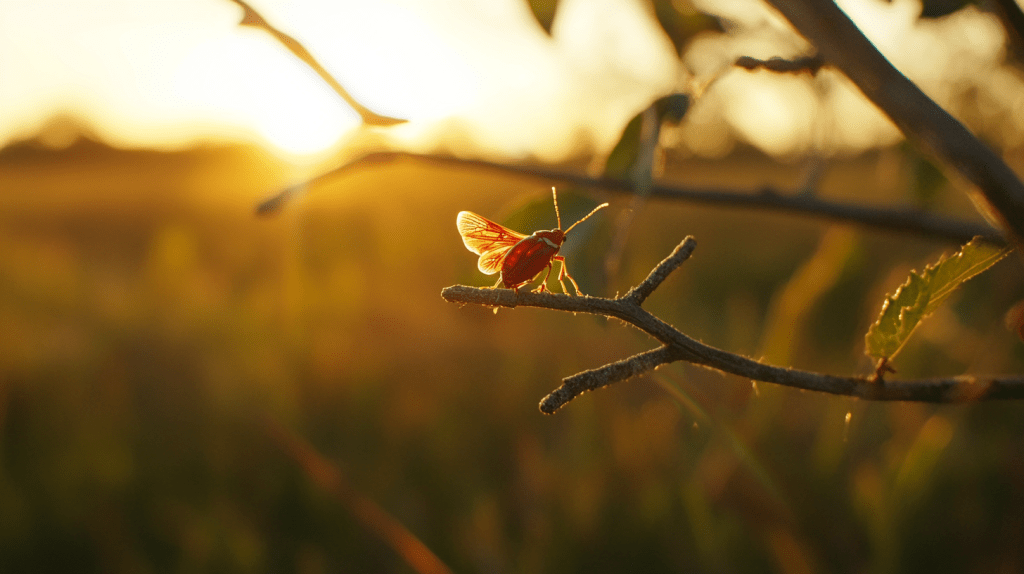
[[603, 112, 646, 182], [500, 188, 602, 233], [500, 191, 556, 232], [603, 94, 690, 186], [900, 143, 947, 207], [651, 0, 723, 56], [909, 155, 946, 207], [919, 0, 974, 18], [601, 108, 653, 285], [865, 237, 1011, 360], [526, 0, 558, 34], [602, 93, 690, 283]]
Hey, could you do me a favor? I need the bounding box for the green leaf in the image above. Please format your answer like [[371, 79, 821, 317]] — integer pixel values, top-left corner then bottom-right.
[[603, 94, 690, 191], [603, 111, 645, 182], [865, 237, 1011, 360]]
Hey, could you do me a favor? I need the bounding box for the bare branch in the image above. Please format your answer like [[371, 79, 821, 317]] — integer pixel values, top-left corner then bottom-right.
[[539, 346, 682, 414], [232, 0, 1021, 243], [261, 151, 1006, 245], [734, 55, 825, 74], [624, 236, 698, 304], [762, 0, 1024, 245], [441, 238, 1024, 413], [228, 0, 406, 127]]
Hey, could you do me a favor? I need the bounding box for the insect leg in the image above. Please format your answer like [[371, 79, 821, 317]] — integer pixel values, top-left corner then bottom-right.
[[553, 256, 582, 295], [532, 262, 554, 293]]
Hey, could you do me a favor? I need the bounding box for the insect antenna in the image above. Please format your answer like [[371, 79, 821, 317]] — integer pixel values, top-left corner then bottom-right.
[[551, 187, 562, 229], [565, 201, 610, 234]]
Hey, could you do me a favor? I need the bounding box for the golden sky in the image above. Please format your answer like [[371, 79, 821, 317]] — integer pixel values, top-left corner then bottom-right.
[[2, 0, 1021, 160]]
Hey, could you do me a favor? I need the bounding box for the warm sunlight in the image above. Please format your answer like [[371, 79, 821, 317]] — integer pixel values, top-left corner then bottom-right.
[[0, 0, 494, 156], [4, 1, 1024, 572], [2, 0, 1019, 159], [0, 0, 359, 155], [173, 31, 358, 155], [0, 0, 678, 159]]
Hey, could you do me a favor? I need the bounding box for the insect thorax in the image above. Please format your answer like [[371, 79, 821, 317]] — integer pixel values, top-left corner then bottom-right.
[[530, 229, 564, 249]]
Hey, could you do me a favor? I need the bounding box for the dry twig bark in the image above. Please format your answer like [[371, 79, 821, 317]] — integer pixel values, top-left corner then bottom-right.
[[442, 237, 1024, 413], [763, 0, 1024, 246], [258, 151, 1005, 246], [228, 0, 405, 127]]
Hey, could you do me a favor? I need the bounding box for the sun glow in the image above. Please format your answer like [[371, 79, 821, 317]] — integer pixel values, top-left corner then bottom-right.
[[6, 0, 1016, 160], [0, 0, 491, 156], [173, 31, 360, 156], [0, 0, 680, 160]]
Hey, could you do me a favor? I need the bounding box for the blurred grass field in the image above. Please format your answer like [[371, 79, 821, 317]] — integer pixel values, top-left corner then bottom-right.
[[1, 137, 1023, 573]]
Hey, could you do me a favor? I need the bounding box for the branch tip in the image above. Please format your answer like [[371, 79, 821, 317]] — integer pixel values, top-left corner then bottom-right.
[[624, 236, 697, 304], [444, 239, 1024, 412], [540, 346, 679, 413]]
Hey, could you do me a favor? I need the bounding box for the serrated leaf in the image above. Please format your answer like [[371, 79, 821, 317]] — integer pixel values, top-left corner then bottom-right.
[[865, 237, 1011, 360]]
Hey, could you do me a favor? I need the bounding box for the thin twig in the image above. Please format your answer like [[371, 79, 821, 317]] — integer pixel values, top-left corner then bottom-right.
[[232, 0, 1020, 244], [441, 238, 1024, 413], [258, 151, 1005, 245], [228, 0, 406, 127], [734, 55, 825, 75], [624, 237, 699, 304], [763, 0, 1024, 245], [540, 346, 683, 414]]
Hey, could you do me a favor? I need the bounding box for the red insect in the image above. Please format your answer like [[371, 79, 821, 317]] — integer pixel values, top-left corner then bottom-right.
[[457, 188, 609, 294]]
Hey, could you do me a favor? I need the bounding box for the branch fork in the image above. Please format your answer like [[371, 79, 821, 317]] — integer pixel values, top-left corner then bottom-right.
[[442, 237, 1024, 413]]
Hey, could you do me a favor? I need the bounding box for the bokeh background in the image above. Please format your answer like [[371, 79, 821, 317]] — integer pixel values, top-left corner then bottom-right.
[[2, 0, 1024, 572]]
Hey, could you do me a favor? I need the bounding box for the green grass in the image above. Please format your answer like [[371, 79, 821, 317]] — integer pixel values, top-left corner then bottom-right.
[[1, 139, 1022, 573]]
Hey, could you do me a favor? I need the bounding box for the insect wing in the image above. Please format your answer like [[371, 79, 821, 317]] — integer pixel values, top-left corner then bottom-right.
[[457, 211, 525, 254], [476, 243, 518, 275], [457, 211, 526, 275]]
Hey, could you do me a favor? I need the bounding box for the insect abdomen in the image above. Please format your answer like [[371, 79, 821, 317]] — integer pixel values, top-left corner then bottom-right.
[[501, 231, 563, 288]]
